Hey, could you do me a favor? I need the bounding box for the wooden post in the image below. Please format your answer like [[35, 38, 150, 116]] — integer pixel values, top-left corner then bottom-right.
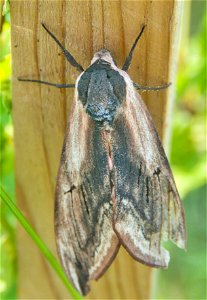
[[11, 1, 182, 299]]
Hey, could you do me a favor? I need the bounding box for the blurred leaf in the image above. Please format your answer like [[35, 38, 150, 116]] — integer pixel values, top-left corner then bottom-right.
[[171, 12, 206, 197], [0, 22, 10, 59], [2, 0, 10, 17], [0, 14, 15, 299]]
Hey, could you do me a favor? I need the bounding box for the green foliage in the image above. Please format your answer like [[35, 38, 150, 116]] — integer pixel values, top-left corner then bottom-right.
[[0, 16, 15, 300], [171, 13, 206, 197], [2, 1, 10, 16]]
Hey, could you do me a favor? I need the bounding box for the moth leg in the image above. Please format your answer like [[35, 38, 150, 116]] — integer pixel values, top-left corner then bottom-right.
[[18, 78, 75, 88], [41, 23, 84, 73], [122, 25, 145, 71], [133, 82, 171, 91]]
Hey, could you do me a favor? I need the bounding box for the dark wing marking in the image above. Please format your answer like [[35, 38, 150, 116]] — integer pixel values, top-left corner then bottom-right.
[[55, 96, 120, 295], [111, 78, 186, 268]]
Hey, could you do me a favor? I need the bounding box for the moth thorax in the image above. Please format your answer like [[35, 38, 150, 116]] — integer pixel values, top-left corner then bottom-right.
[[78, 55, 126, 124]]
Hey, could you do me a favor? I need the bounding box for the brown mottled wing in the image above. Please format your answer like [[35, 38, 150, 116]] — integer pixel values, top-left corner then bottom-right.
[[55, 94, 120, 295], [112, 81, 186, 268]]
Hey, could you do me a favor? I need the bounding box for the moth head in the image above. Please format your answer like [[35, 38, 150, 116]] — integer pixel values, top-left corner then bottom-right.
[[91, 49, 116, 67]]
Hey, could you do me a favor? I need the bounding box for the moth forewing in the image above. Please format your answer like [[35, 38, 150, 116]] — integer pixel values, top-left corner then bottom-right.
[[110, 71, 186, 268], [55, 89, 120, 295]]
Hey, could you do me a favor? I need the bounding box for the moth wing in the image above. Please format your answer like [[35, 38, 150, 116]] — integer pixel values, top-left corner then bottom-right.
[[112, 78, 186, 268], [55, 92, 120, 295]]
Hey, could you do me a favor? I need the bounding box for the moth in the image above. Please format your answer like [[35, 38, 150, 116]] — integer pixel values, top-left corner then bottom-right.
[[19, 23, 186, 295]]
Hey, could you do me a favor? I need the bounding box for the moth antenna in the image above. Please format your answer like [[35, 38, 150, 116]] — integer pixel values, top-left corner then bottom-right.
[[133, 82, 171, 91], [122, 25, 146, 71], [18, 77, 75, 88], [41, 22, 84, 73]]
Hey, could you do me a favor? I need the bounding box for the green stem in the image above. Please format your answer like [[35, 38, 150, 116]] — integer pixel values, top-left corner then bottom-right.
[[0, 185, 83, 300]]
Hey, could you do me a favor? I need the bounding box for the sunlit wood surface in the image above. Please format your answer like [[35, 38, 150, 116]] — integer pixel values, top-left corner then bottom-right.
[[11, 0, 182, 298]]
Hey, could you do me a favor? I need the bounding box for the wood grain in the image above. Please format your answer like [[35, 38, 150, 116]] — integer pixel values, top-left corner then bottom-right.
[[10, 0, 182, 299]]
